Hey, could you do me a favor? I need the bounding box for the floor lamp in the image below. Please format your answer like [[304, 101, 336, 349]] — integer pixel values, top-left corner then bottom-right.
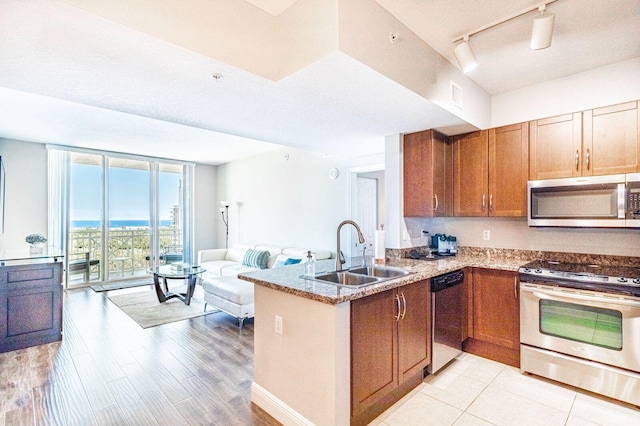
[[220, 202, 229, 249]]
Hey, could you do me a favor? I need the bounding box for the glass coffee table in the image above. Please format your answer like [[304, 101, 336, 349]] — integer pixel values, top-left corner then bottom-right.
[[148, 264, 205, 306]]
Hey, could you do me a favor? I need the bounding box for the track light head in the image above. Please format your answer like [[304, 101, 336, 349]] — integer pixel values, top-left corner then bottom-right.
[[453, 37, 477, 73], [531, 7, 555, 50]]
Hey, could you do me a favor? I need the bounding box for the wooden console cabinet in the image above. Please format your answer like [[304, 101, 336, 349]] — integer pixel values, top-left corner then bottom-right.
[[0, 260, 63, 353]]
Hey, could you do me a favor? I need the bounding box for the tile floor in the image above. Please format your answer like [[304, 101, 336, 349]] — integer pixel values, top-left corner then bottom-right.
[[371, 353, 640, 426]]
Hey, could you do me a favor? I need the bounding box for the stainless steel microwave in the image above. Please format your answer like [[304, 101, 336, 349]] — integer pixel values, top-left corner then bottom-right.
[[528, 174, 640, 228]]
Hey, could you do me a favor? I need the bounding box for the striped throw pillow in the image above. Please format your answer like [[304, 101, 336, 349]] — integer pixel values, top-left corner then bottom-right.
[[242, 249, 270, 269]]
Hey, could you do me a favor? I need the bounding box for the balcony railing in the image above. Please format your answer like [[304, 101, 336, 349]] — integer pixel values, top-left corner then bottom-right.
[[69, 226, 183, 282]]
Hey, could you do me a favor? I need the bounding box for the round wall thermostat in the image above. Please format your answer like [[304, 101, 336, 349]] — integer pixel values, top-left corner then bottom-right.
[[329, 168, 339, 180]]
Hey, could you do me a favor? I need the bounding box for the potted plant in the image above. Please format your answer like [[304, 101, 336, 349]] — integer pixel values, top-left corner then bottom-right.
[[25, 233, 47, 254]]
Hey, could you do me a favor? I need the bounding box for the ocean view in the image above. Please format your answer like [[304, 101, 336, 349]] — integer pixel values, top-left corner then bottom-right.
[[72, 220, 174, 228]]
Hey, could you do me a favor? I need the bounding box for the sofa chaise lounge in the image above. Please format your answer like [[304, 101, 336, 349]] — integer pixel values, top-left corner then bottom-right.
[[197, 244, 332, 328]]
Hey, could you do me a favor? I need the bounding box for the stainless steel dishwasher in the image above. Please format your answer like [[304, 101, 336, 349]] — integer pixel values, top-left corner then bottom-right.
[[429, 269, 464, 374]]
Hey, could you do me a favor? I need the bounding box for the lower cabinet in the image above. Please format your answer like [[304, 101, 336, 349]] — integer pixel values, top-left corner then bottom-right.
[[351, 280, 430, 425], [464, 268, 520, 367], [0, 261, 63, 353]]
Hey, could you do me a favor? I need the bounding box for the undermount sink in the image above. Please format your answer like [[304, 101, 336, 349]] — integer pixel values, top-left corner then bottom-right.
[[347, 266, 411, 278], [313, 271, 380, 287], [309, 266, 412, 288]]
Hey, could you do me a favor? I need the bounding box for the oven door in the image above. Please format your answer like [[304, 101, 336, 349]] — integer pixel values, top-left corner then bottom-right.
[[520, 283, 640, 373]]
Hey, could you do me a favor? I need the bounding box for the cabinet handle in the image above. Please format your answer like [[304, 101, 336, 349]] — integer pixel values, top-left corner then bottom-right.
[[401, 292, 407, 320], [433, 194, 439, 213], [586, 149, 590, 170], [514, 276, 518, 298], [489, 193, 493, 211], [482, 194, 486, 211], [395, 294, 401, 321], [575, 150, 580, 170]]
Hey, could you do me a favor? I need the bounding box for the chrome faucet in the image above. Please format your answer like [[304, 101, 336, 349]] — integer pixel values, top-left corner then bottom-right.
[[336, 220, 365, 272]]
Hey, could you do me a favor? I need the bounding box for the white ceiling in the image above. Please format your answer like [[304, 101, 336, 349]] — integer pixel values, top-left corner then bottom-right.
[[376, 0, 640, 95], [0, 0, 638, 165]]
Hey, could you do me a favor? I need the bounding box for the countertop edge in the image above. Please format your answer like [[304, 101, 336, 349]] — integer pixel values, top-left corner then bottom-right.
[[239, 255, 523, 305]]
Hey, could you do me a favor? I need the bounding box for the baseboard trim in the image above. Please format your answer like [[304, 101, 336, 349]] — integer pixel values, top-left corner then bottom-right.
[[251, 382, 313, 426]]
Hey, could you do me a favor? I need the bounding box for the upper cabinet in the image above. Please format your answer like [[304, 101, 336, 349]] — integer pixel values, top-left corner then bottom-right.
[[453, 124, 528, 217], [403, 130, 452, 217], [530, 101, 640, 179], [529, 112, 582, 180], [583, 101, 640, 176], [453, 130, 488, 216], [488, 123, 529, 217]]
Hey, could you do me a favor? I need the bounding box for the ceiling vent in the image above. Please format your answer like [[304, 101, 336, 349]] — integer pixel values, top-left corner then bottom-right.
[[450, 81, 463, 108]]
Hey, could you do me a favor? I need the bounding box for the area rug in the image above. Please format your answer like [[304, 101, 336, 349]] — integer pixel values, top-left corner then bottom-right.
[[107, 289, 211, 328], [91, 278, 153, 292]]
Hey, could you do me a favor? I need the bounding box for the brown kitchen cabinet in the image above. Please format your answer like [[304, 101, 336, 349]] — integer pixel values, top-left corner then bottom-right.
[[583, 101, 640, 176], [351, 280, 430, 425], [530, 101, 639, 179], [463, 268, 520, 367], [529, 112, 582, 179], [453, 124, 528, 217], [403, 129, 453, 217], [0, 261, 64, 353]]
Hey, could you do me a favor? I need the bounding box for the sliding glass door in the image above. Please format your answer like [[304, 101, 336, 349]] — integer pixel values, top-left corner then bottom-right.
[[51, 147, 194, 287], [68, 153, 103, 284], [107, 158, 150, 281]]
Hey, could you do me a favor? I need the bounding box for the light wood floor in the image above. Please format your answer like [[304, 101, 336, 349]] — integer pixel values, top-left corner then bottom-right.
[[0, 286, 280, 425]]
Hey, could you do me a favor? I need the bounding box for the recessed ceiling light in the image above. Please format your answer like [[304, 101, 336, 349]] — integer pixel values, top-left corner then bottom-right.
[[211, 73, 223, 81]]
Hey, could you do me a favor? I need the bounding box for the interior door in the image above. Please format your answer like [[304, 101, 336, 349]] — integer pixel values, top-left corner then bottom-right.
[[354, 176, 378, 258]]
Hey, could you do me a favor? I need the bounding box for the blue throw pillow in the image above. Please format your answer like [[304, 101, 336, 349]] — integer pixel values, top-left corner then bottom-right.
[[273, 256, 302, 268], [242, 249, 270, 269]]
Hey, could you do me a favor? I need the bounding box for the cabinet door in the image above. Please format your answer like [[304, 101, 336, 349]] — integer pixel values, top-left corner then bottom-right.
[[432, 131, 450, 217], [489, 123, 529, 217], [472, 269, 519, 350], [529, 113, 582, 179], [397, 281, 430, 382], [404, 130, 434, 217], [584, 101, 640, 176], [454, 130, 488, 216], [351, 289, 397, 416]]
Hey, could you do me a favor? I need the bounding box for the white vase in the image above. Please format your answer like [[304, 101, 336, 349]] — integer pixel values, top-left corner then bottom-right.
[[29, 243, 44, 254]]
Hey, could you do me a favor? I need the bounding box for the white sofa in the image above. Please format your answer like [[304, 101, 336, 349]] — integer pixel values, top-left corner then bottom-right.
[[197, 243, 332, 328]]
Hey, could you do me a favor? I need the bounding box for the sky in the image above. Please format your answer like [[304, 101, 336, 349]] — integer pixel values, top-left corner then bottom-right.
[[70, 163, 182, 222]]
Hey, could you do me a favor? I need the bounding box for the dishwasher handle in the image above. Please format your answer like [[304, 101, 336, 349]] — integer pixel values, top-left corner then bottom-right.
[[431, 270, 464, 292]]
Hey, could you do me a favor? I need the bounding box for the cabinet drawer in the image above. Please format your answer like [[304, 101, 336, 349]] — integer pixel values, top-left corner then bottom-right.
[[1, 265, 61, 291]]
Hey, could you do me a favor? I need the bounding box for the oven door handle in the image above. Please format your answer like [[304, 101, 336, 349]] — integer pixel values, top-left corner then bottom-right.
[[522, 285, 640, 308]]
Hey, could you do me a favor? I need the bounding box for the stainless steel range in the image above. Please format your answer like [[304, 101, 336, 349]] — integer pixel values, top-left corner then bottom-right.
[[519, 260, 640, 406]]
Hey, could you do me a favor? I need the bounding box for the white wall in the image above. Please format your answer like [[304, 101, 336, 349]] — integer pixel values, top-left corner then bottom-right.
[[0, 139, 48, 251], [492, 58, 640, 127], [215, 147, 364, 253]]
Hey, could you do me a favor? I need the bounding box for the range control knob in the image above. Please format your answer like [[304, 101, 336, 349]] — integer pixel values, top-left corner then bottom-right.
[[523, 268, 531, 273], [617, 277, 628, 283], [535, 269, 543, 274], [633, 278, 640, 285]]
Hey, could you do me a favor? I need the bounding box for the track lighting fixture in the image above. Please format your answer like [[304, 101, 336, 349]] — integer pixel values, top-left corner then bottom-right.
[[453, 36, 477, 73], [530, 5, 555, 50], [452, 0, 559, 71]]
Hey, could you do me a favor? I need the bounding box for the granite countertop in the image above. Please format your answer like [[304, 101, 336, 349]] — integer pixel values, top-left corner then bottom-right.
[[239, 252, 525, 305]]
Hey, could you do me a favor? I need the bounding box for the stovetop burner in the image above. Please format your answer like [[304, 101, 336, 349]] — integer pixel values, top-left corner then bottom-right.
[[519, 260, 640, 296]]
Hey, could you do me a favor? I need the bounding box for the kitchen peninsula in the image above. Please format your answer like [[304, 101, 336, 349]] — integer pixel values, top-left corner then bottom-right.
[[239, 248, 525, 426]]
